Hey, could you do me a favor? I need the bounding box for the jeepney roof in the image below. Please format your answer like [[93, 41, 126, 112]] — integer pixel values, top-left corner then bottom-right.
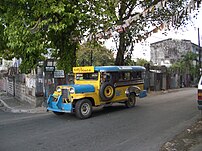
[[94, 66, 145, 72]]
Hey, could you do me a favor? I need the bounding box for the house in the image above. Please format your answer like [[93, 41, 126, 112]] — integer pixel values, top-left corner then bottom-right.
[[150, 38, 201, 88], [150, 38, 201, 67]]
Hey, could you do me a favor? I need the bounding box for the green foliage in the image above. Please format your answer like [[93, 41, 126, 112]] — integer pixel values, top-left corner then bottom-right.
[[125, 57, 149, 66], [0, 24, 6, 56], [1, 0, 115, 73], [124, 59, 136, 66], [136, 58, 150, 66], [77, 42, 114, 66], [170, 51, 198, 77], [0, 0, 201, 73]]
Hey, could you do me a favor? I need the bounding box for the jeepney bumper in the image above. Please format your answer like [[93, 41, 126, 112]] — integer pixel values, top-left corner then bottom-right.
[[139, 90, 147, 98], [47, 95, 73, 113]]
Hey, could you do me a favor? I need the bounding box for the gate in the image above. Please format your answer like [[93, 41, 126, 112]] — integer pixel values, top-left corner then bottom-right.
[[7, 76, 15, 96]]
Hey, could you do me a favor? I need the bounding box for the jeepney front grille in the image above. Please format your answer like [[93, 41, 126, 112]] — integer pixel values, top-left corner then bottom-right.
[[62, 89, 70, 103]]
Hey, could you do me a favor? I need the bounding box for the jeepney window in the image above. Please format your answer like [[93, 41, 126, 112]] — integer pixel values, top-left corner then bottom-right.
[[131, 71, 142, 79], [76, 74, 83, 80], [119, 72, 124, 81], [137, 72, 142, 79], [101, 72, 111, 83], [124, 72, 130, 80], [119, 72, 130, 81], [76, 72, 98, 80]]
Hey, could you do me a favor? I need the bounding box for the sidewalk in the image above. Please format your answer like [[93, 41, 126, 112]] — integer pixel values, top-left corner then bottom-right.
[[0, 91, 47, 113], [147, 87, 186, 96]]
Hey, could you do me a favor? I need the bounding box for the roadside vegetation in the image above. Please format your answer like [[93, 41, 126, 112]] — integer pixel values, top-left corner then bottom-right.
[[170, 52, 199, 82], [76, 42, 114, 66]]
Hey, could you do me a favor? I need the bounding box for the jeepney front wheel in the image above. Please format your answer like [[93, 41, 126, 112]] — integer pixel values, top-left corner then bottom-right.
[[125, 93, 136, 108], [75, 99, 92, 119]]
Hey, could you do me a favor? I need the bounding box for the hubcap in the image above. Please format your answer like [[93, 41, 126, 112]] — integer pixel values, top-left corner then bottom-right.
[[81, 103, 90, 115], [129, 98, 134, 105], [104, 86, 113, 97]]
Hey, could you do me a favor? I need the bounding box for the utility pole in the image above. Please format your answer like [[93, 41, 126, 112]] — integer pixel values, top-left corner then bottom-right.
[[198, 28, 201, 75]]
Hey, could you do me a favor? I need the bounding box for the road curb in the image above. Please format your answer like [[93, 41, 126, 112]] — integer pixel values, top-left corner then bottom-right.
[[0, 99, 12, 112], [148, 88, 195, 96]]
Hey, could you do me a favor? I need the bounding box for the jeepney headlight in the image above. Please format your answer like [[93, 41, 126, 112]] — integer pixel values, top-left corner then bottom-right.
[[69, 87, 75, 94], [57, 88, 61, 92]]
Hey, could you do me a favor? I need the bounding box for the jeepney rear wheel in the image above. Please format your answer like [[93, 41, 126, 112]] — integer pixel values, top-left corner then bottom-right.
[[125, 93, 136, 108], [53, 111, 65, 115], [75, 99, 92, 119]]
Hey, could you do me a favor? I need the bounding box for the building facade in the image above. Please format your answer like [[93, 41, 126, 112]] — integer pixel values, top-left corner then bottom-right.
[[150, 38, 201, 67]]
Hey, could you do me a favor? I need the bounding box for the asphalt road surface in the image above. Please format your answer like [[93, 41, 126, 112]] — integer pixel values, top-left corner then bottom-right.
[[0, 88, 200, 151]]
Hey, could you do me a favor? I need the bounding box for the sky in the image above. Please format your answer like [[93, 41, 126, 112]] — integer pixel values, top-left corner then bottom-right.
[[147, 7, 202, 45]]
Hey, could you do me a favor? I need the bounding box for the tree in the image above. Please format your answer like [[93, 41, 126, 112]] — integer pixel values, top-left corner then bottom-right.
[[0, 23, 6, 55], [1, 0, 201, 73], [95, 0, 201, 65], [77, 42, 114, 66], [182, 51, 199, 81], [0, 0, 110, 73], [170, 51, 199, 83], [136, 58, 150, 66]]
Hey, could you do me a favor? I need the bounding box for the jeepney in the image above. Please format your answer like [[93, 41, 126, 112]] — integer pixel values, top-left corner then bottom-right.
[[47, 66, 147, 119]]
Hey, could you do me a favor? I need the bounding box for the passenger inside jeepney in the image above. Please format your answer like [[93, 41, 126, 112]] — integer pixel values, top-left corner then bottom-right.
[[101, 73, 110, 83]]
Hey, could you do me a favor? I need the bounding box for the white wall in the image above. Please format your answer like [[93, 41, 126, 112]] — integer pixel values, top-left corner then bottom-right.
[[132, 41, 151, 61], [0, 58, 21, 71]]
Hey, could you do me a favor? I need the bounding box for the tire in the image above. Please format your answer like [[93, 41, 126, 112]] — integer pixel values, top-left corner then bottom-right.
[[125, 93, 136, 108], [99, 82, 115, 101], [53, 111, 65, 115], [75, 99, 92, 119]]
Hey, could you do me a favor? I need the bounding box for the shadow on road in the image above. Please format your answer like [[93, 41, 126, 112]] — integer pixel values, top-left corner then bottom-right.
[[92, 104, 135, 118], [48, 103, 140, 120]]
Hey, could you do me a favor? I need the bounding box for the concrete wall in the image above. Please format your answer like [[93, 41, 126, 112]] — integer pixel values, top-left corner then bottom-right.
[[6, 75, 43, 107], [0, 78, 7, 91], [14, 83, 42, 107], [7, 77, 15, 96]]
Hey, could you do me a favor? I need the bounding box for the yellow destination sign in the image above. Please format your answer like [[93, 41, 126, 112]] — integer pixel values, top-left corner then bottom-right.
[[73, 66, 94, 73]]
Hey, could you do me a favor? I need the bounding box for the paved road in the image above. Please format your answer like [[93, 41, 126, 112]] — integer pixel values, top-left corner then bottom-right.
[[0, 88, 199, 151]]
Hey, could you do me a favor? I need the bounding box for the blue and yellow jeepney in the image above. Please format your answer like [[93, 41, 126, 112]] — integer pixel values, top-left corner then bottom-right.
[[47, 66, 147, 119]]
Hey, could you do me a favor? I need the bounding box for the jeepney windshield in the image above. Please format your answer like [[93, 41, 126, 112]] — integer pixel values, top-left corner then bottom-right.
[[76, 72, 98, 80]]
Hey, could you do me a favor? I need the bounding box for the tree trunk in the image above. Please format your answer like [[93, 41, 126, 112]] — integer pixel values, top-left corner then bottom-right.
[[115, 1, 127, 66], [71, 42, 77, 68], [115, 32, 126, 65]]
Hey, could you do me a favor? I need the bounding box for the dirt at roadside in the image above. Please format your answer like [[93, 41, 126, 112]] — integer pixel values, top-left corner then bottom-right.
[[160, 118, 202, 151]]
